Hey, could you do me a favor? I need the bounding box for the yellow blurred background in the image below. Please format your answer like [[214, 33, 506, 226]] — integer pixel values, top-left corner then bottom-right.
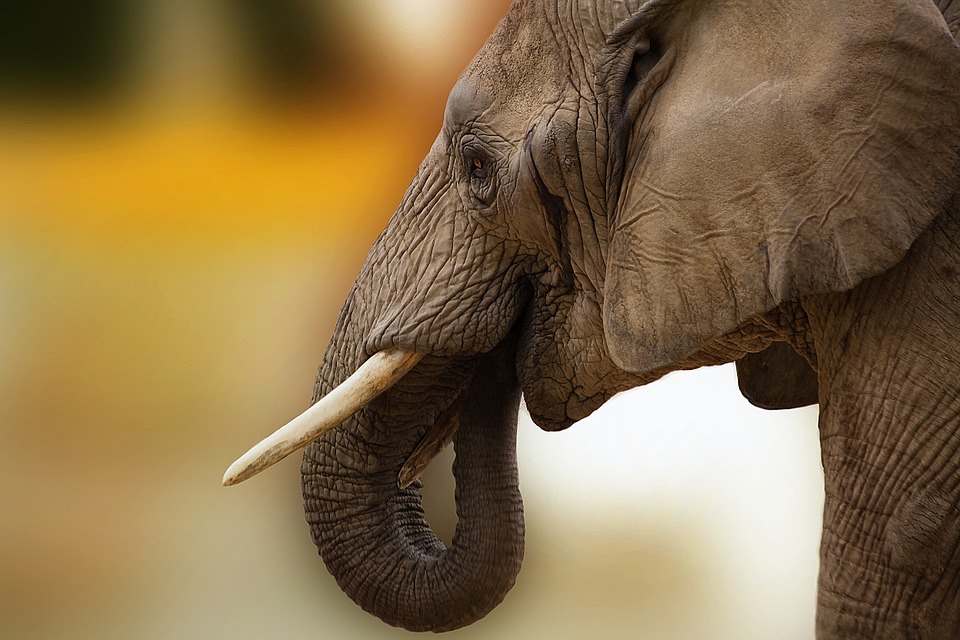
[[0, 3, 823, 639]]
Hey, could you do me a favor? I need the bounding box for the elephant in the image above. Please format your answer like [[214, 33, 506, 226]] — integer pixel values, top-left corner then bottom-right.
[[224, 0, 960, 637]]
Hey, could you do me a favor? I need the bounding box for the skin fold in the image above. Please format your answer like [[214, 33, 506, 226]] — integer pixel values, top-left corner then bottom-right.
[[294, 1, 960, 636]]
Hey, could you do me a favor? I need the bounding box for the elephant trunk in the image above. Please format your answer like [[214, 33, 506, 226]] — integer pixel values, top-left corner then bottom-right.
[[301, 335, 524, 632]]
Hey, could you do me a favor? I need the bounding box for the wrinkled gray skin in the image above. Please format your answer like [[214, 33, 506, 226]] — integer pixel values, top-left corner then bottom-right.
[[300, 0, 960, 636]]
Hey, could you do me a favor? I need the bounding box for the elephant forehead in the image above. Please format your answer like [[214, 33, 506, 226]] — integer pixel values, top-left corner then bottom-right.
[[459, 0, 628, 117], [443, 81, 492, 127], [462, 9, 563, 115]]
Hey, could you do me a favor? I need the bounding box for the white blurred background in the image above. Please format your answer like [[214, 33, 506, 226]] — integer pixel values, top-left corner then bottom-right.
[[0, 2, 823, 639]]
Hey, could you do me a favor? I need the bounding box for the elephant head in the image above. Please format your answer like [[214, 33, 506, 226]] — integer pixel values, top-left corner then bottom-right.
[[226, 0, 960, 634]]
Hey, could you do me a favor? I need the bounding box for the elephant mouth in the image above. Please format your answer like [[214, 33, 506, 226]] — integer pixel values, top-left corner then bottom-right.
[[364, 328, 525, 490], [394, 319, 536, 487]]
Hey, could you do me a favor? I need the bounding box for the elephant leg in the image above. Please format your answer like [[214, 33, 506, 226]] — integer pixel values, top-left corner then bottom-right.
[[816, 399, 960, 638], [815, 409, 960, 637], [805, 204, 960, 639]]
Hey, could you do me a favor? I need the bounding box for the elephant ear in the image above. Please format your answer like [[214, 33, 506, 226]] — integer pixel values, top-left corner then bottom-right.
[[603, 0, 960, 373]]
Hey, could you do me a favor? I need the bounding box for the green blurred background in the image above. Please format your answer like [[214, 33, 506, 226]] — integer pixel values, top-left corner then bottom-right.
[[0, 2, 824, 639]]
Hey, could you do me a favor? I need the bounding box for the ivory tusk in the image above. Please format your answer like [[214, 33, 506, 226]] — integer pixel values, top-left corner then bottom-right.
[[223, 348, 424, 487]]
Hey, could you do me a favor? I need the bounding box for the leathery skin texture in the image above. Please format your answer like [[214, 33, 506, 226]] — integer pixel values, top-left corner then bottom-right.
[[279, 0, 960, 636]]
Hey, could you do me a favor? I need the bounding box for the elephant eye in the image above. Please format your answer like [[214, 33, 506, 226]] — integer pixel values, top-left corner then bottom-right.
[[460, 136, 497, 208], [464, 150, 488, 181]]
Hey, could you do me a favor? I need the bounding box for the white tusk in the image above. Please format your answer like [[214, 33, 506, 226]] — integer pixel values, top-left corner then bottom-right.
[[223, 348, 424, 487]]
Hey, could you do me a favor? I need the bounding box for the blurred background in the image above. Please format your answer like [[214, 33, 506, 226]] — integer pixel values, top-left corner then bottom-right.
[[0, 2, 824, 639]]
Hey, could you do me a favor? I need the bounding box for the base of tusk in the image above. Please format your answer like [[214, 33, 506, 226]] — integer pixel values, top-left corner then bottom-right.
[[223, 348, 423, 487]]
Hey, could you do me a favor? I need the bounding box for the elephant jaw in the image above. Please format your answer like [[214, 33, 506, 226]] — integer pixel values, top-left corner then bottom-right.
[[222, 348, 424, 486]]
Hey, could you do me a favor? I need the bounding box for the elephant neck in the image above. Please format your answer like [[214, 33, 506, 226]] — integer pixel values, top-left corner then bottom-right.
[[802, 197, 960, 638]]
